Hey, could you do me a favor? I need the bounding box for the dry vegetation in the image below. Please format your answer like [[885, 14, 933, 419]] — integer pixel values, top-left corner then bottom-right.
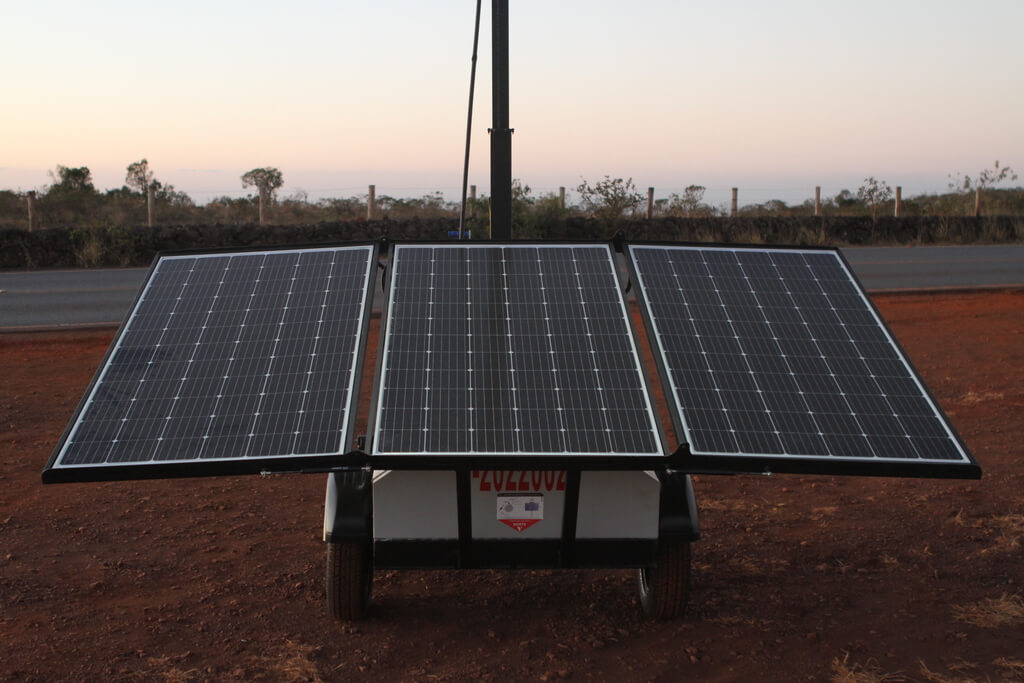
[[953, 594, 1024, 629], [831, 654, 905, 683]]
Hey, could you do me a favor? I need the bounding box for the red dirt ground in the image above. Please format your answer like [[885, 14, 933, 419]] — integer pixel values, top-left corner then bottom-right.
[[1, 291, 1022, 682]]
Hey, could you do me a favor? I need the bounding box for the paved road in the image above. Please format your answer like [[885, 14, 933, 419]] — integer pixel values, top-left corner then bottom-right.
[[2, 244, 1022, 330], [0, 267, 149, 330], [842, 244, 1024, 292]]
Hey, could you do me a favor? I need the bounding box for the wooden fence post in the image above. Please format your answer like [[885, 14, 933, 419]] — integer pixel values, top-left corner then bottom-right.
[[559, 187, 565, 209], [147, 185, 155, 227], [368, 184, 376, 220], [731, 188, 738, 217], [814, 186, 821, 216], [974, 187, 981, 217], [895, 186, 902, 217], [647, 187, 654, 219], [27, 191, 35, 232], [258, 190, 265, 225]]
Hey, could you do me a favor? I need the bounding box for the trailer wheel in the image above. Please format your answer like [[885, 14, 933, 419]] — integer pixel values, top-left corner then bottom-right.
[[637, 539, 690, 619], [326, 541, 372, 621]]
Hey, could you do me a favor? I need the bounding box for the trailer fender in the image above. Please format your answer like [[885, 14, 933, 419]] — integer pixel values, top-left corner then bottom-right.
[[323, 470, 373, 543], [659, 472, 700, 542]]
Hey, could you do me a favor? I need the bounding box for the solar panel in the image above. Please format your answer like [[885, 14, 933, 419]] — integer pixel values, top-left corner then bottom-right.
[[371, 244, 663, 463], [43, 245, 376, 482], [627, 244, 979, 478]]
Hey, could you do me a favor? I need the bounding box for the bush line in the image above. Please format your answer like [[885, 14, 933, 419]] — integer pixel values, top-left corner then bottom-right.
[[2, 215, 1022, 270]]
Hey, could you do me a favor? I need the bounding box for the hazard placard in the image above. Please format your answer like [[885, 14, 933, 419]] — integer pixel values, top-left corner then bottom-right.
[[496, 493, 543, 532]]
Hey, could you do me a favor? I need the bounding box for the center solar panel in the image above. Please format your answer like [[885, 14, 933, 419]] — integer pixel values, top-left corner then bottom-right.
[[372, 244, 662, 459], [628, 244, 979, 478], [43, 245, 375, 483]]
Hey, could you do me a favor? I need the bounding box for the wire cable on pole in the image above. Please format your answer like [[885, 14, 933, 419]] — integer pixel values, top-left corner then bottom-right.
[[458, 0, 483, 239]]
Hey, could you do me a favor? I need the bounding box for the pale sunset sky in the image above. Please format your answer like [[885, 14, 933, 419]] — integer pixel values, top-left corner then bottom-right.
[[2, 0, 1022, 207]]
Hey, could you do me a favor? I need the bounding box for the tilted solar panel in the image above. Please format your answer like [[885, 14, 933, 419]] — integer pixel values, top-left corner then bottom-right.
[[627, 244, 979, 478], [371, 244, 663, 463], [43, 245, 376, 482]]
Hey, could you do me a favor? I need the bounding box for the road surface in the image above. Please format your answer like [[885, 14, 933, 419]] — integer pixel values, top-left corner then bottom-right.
[[0, 268, 149, 330], [2, 244, 1022, 330], [841, 244, 1024, 292]]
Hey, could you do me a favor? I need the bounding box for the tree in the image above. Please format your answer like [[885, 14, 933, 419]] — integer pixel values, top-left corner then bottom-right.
[[576, 176, 643, 221], [761, 199, 791, 215], [666, 185, 708, 217], [856, 177, 893, 219], [948, 160, 1018, 193], [47, 165, 96, 196], [125, 159, 155, 194], [948, 160, 1018, 216], [832, 189, 860, 208], [44, 166, 100, 223], [241, 167, 284, 225]]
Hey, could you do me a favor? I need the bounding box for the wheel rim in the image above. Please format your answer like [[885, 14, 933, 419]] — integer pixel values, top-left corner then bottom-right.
[[638, 566, 653, 597]]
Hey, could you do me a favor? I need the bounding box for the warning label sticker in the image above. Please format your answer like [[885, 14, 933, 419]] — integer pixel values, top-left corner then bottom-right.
[[496, 493, 544, 532]]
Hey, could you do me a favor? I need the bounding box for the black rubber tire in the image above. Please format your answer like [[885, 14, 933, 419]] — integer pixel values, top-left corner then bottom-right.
[[326, 542, 372, 621], [637, 539, 691, 620]]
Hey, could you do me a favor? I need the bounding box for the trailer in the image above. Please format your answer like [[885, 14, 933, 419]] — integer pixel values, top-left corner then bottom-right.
[[324, 467, 699, 620], [43, 238, 979, 621]]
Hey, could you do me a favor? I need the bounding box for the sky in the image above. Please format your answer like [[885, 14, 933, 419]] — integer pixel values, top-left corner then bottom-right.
[[2, 0, 1023, 208]]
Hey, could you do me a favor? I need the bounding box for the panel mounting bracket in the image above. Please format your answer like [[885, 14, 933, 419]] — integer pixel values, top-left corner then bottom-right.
[[610, 230, 628, 254]]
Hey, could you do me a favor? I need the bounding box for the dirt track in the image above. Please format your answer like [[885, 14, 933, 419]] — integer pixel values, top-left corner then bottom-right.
[[2, 291, 1022, 682]]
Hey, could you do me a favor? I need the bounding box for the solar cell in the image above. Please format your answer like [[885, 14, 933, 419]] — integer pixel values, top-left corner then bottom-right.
[[44, 245, 375, 482], [372, 244, 662, 459], [628, 244, 979, 477]]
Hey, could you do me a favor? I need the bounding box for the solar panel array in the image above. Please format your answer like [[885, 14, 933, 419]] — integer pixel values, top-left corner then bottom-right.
[[45, 239, 978, 482], [628, 245, 972, 470], [372, 244, 662, 457], [47, 246, 374, 479]]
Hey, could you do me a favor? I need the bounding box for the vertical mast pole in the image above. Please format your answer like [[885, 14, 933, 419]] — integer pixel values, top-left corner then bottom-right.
[[489, 0, 512, 240]]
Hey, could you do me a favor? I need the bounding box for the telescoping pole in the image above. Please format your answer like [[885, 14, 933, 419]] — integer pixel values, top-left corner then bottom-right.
[[489, 0, 512, 240]]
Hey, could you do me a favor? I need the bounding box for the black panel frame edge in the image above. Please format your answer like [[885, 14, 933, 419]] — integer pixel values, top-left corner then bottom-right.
[[682, 452, 980, 480], [42, 241, 381, 484], [622, 239, 981, 480], [359, 452, 684, 471]]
